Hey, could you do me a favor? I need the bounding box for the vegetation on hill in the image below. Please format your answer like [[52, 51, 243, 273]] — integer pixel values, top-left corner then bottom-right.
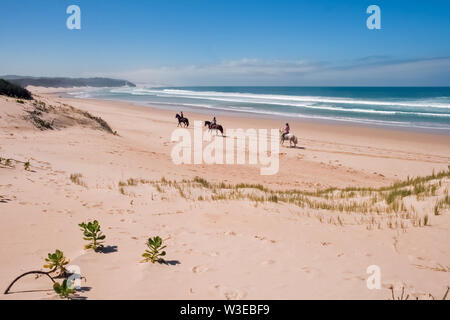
[[2, 76, 136, 88], [0, 79, 32, 100], [24, 100, 118, 135]]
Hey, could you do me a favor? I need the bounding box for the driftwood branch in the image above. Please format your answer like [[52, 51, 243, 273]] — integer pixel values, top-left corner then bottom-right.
[[4, 270, 56, 295]]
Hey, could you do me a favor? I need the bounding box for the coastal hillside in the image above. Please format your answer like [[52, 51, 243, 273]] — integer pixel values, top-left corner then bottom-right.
[[1, 76, 136, 88], [0, 91, 116, 134]]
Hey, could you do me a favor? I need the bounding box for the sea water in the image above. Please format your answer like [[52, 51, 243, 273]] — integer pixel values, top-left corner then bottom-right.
[[68, 86, 450, 133]]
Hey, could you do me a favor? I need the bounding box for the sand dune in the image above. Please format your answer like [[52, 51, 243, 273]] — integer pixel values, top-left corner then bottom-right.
[[0, 88, 449, 300]]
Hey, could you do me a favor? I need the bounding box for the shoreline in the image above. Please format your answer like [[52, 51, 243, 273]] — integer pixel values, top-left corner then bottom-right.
[[56, 88, 450, 136]]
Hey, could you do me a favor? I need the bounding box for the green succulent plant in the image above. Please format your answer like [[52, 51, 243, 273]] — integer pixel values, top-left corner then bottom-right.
[[53, 279, 76, 299], [43, 249, 69, 276], [0, 158, 13, 167], [141, 236, 166, 263], [79, 220, 105, 252]]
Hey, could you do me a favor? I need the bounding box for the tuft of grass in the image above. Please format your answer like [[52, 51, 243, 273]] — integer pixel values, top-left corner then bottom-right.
[[194, 176, 211, 188], [385, 189, 411, 205], [155, 184, 163, 193], [434, 194, 450, 216], [127, 178, 138, 186], [390, 286, 410, 300], [70, 173, 87, 187], [423, 214, 429, 226]]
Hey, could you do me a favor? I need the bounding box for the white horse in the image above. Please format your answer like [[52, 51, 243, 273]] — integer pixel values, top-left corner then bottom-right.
[[279, 129, 298, 147]]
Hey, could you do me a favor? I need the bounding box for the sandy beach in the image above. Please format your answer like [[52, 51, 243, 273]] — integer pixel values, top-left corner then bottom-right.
[[0, 87, 449, 300]]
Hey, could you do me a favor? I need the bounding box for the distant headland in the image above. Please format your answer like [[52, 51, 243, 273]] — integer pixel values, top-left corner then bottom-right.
[[1, 75, 136, 88]]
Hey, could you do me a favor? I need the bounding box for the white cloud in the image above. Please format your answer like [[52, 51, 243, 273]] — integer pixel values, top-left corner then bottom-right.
[[100, 57, 450, 86]]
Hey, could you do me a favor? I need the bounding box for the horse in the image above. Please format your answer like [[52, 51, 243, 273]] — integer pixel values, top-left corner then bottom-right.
[[175, 114, 189, 127], [204, 120, 224, 136], [207, 122, 224, 136], [279, 129, 298, 147]]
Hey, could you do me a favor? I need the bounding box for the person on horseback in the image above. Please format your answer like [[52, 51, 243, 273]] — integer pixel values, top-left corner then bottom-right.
[[212, 116, 217, 126], [176, 112, 189, 127], [282, 123, 290, 140]]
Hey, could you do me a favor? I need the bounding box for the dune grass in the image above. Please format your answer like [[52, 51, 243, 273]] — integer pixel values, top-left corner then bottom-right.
[[70, 173, 87, 188], [435, 194, 450, 215], [117, 168, 450, 229]]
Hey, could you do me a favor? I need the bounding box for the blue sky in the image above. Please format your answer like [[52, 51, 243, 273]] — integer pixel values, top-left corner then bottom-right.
[[1, 0, 449, 86]]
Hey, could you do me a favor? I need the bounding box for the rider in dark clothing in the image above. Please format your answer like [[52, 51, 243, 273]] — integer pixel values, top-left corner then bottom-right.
[[180, 111, 184, 118], [212, 117, 217, 125]]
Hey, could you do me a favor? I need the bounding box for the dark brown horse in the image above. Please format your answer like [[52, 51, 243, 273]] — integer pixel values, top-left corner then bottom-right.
[[176, 114, 189, 127], [206, 122, 224, 136]]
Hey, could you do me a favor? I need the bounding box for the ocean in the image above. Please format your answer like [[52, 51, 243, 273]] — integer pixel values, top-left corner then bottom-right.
[[67, 86, 450, 133]]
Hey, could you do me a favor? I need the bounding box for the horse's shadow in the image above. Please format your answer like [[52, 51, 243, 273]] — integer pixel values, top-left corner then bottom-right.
[[281, 144, 305, 149]]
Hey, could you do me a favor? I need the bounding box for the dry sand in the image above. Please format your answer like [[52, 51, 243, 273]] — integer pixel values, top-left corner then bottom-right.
[[0, 87, 449, 300]]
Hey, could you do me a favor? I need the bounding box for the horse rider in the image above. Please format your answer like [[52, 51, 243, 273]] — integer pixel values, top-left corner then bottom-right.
[[212, 116, 217, 126], [282, 123, 290, 140], [180, 111, 184, 119]]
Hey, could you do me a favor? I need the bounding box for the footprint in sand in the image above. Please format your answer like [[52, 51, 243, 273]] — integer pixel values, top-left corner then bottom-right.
[[223, 289, 247, 300], [214, 285, 247, 300], [254, 235, 277, 243], [300, 266, 322, 277], [192, 265, 210, 274]]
